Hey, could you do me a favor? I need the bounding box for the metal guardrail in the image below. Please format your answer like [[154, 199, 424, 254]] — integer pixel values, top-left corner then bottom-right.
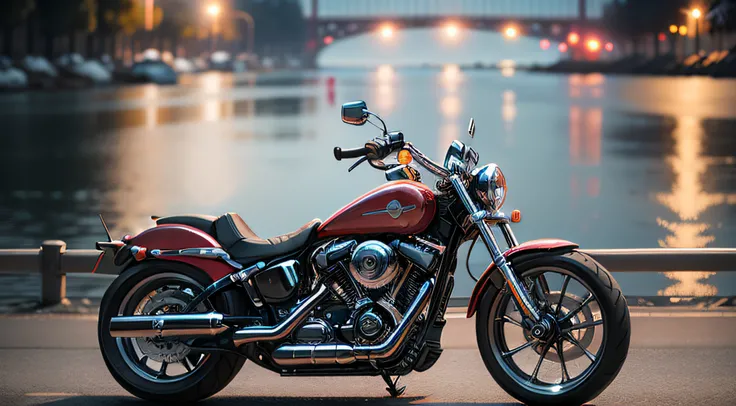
[[0, 240, 734, 306]]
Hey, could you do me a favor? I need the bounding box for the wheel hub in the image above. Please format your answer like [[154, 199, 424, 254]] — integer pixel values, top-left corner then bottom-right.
[[134, 289, 193, 363]]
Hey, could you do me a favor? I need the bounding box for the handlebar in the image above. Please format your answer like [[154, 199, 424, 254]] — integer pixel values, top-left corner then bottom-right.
[[333, 146, 370, 161]]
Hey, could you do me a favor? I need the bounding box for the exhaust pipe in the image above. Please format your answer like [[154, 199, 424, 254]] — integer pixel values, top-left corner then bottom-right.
[[232, 284, 331, 346], [109, 312, 227, 338], [271, 278, 434, 366]]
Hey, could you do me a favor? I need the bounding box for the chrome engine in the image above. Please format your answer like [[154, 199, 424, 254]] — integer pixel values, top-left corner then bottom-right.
[[349, 241, 399, 289]]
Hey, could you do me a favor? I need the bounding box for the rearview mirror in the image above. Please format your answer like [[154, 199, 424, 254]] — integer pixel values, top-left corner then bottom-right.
[[341, 100, 368, 126], [468, 117, 476, 138]]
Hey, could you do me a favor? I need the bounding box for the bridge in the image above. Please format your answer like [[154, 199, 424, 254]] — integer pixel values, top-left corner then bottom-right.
[[303, 0, 611, 67]]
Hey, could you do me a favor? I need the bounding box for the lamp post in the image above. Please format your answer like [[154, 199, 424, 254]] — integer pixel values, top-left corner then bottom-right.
[[691, 8, 701, 54], [206, 3, 221, 53], [207, 3, 255, 56]]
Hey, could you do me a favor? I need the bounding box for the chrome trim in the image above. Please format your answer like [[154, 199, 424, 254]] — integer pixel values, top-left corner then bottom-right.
[[230, 261, 266, 307], [349, 241, 399, 289], [471, 163, 507, 211], [232, 284, 331, 346], [449, 175, 540, 322], [404, 143, 451, 178], [109, 312, 227, 338], [362, 200, 416, 219], [271, 279, 433, 366], [414, 237, 446, 254], [150, 247, 242, 270]]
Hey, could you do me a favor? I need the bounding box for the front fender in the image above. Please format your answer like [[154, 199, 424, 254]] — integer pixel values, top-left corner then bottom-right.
[[466, 239, 579, 318], [127, 224, 233, 280]]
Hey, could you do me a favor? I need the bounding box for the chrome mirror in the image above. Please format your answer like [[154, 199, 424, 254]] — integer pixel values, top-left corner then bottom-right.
[[468, 117, 476, 138], [341, 100, 368, 126]]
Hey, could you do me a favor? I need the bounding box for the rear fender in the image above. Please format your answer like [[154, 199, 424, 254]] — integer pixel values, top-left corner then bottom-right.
[[126, 224, 234, 280], [466, 239, 578, 318]]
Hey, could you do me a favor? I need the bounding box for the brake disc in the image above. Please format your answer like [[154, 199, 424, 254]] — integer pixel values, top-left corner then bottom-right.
[[134, 289, 194, 363]]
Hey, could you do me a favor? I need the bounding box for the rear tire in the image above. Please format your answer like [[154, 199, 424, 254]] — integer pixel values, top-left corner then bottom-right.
[[98, 261, 247, 403], [476, 251, 630, 406]]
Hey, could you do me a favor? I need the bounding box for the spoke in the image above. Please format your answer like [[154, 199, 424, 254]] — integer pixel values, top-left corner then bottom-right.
[[561, 319, 603, 334], [182, 357, 193, 372], [555, 339, 571, 383], [564, 333, 597, 363], [502, 340, 537, 358], [139, 355, 149, 366], [529, 341, 553, 383], [157, 361, 168, 378], [555, 275, 571, 317], [560, 293, 595, 323], [496, 314, 523, 328]]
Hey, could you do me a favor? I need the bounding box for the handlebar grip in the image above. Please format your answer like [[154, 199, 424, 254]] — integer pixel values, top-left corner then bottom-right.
[[334, 146, 370, 161]]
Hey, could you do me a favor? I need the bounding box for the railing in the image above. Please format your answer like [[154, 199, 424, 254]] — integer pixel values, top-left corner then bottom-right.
[[1, 240, 735, 306]]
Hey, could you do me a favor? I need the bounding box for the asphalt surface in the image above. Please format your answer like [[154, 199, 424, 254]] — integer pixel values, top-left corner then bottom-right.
[[0, 312, 734, 406]]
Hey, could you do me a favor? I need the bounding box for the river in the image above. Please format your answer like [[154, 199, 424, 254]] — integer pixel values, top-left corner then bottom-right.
[[0, 67, 734, 298]]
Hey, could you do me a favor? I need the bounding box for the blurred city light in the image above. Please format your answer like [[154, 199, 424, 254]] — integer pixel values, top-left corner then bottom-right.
[[568, 32, 580, 45], [504, 25, 518, 39], [586, 38, 601, 52], [669, 24, 678, 34], [605, 42, 614, 52], [445, 22, 460, 38], [499, 59, 516, 77], [558, 42, 569, 52], [540, 39, 551, 50], [658, 32, 667, 42], [323, 35, 334, 45], [206, 3, 221, 17], [691, 8, 702, 19], [380, 23, 395, 40], [679, 25, 688, 36]]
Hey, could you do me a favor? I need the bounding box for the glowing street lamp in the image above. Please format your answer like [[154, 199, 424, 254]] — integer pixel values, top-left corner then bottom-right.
[[504, 25, 518, 39], [586, 38, 601, 52], [691, 8, 702, 19], [445, 22, 459, 38], [669, 24, 678, 34], [605, 42, 614, 52], [568, 32, 580, 45], [692, 8, 702, 53], [558, 43, 568, 53], [679, 25, 688, 36], [206, 3, 221, 17], [380, 23, 394, 40]]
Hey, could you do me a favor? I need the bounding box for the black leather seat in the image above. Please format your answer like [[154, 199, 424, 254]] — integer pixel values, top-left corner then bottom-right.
[[214, 213, 321, 264], [154, 214, 217, 236]]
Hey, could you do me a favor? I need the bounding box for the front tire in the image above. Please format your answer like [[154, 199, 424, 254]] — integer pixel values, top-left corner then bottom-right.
[[476, 251, 630, 406], [98, 261, 247, 403]]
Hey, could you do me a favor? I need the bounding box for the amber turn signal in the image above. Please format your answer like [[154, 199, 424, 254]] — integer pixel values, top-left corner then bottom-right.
[[510, 210, 521, 223], [397, 149, 413, 165]]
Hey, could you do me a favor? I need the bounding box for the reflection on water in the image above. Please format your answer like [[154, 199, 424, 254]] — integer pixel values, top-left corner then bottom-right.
[[1, 70, 735, 298], [655, 115, 736, 296]]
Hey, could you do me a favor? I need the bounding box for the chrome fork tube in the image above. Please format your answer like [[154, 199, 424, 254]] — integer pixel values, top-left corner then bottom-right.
[[450, 175, 541, 322]]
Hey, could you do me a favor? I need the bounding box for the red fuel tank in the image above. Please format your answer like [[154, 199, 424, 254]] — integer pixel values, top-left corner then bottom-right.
[[318, 180, 437, 238]]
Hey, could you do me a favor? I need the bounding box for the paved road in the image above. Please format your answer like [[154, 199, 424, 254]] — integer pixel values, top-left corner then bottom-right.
[[0, 312, 734, 405]]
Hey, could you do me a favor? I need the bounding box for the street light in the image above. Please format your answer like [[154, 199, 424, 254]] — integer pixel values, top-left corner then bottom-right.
[[206, 4, 256, 56], [503, 25, 518, 39], [679, 25, 688, 36], [207, 3, 221, 17], [586, 38, 601, 52], [380, 23, 394, 40], [691, 8, 702, 54], [669, 24, 678, 34], [445, 22, 460, 38], [568, 32, 580, 45]]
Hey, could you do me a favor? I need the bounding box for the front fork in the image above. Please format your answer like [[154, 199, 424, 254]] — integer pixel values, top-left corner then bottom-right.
[[450, 175, 542, 323]]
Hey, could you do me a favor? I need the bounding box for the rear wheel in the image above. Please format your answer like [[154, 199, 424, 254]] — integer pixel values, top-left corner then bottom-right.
[[476, 251, 630, 406], [98, 261, 246, 403]]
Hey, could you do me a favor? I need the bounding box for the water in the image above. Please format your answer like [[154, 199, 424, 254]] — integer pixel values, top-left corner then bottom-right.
[[0, 68, 734, 298]]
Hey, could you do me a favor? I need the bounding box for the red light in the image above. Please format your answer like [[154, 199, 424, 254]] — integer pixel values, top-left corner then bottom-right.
[[558, 43, 568, 53], [540, 39, 551, 50], [605, 42, 614, 52], [658, 32, 666, 42], [323, 35, 334, 45], [568, 32, 580, 45]]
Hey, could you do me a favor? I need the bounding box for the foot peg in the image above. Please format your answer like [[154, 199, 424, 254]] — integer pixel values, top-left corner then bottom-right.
[[381, 373, 406, 398]]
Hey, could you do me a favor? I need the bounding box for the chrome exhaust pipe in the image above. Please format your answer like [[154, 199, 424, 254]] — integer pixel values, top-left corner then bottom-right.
[[272, 278, 434, 366], [109, 312, 227, 338], [232, 284, 331, 346]]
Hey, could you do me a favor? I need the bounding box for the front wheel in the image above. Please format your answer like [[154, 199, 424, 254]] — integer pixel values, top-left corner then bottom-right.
[[476, 251, 630, 406]]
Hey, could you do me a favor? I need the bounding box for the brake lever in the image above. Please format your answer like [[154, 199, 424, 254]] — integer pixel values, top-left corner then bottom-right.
[[348, 156, 369, 172]]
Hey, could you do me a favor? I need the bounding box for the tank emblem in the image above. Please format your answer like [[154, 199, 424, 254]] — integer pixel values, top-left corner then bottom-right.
[[362, 200, 416, 219]]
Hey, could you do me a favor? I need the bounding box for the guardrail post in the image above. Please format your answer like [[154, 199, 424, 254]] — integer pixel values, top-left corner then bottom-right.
[[40, 240, 66, 306]]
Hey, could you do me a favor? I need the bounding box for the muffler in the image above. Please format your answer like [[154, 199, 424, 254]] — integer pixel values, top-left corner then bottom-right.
[[109, 312, 227, 338], [232, 284, 330, 346], [271, 278, 434, 366]]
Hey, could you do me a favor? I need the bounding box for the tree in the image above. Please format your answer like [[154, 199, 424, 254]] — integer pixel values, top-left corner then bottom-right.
[[0, 0, 34, 56]]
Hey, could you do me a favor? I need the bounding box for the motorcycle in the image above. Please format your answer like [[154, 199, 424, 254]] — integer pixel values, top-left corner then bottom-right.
[[95, 100, 630, 405]]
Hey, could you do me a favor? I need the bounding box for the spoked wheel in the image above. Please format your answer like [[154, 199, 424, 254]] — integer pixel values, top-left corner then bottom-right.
[[98, 262, 247, 403], [476, 252, 630, 406]]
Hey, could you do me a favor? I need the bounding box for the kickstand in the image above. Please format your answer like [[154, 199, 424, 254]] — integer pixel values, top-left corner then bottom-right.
[[381, 372, 406, 398]]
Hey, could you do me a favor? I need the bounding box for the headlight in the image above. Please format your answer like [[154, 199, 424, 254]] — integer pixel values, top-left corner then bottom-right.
[[472, 164, 507, 211]]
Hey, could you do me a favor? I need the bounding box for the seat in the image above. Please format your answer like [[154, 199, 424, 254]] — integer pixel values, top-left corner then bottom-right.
[[214, 213, 321, 264]]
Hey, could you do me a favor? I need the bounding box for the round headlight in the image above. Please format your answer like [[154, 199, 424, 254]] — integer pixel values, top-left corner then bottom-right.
[[472, 164, 507, 210]]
